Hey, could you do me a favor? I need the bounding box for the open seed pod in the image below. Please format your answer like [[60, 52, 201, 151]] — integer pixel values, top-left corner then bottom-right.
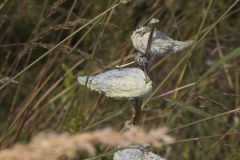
[[77, 68, 152, 100], [131, 26, 193, 57], [113, 144, 166, 160]]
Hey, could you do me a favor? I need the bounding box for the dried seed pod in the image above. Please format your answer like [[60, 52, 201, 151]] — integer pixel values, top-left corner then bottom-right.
[[77, 68, 152, 100], [113, 144, 166, 160], [131, 26, 193, 57]]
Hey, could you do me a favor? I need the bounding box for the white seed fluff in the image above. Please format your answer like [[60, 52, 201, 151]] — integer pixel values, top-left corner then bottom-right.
[[77, 68, 152, 100]]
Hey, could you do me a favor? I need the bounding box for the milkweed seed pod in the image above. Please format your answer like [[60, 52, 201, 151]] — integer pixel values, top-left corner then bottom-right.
[[113, 144, 166, 160], [131, 26, 193, 57], [77, 68, 152, 100]]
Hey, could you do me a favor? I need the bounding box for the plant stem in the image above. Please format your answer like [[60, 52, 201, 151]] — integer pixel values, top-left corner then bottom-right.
[[133, 21, 156, 125], [133, 99, 143, 125]]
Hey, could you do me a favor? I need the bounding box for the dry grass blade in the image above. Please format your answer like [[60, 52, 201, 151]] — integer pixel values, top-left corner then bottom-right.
[[0, 2, 121, 91]]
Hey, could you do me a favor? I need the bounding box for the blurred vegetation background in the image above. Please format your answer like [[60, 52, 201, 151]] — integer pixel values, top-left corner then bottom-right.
[[0, 0, 240, 159]]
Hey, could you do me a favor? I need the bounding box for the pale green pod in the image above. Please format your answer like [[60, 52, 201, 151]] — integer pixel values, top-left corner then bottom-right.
[[131, 26, 193, 56], [77, 68, 152, 100], [113, 145, 166, 160]]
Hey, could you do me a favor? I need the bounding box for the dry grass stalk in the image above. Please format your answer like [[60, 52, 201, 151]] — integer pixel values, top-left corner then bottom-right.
[[33, 19, 87, 42], [46, 0, 66, 18], [0, 127, 174, 160]]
